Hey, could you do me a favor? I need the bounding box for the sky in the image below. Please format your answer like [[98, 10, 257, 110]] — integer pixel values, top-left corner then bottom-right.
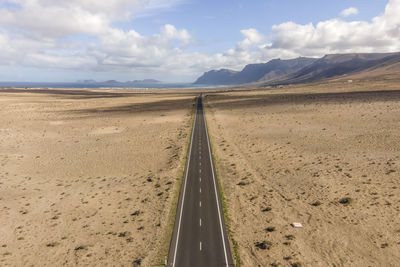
[[0, 0, 398, 82]]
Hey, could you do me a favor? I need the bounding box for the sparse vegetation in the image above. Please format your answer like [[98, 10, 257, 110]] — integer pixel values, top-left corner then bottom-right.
[[118, 232, 129, 237], [132, 258, 142, 266], [131, 210, 141, 216], [386, 169, 396, 175], [339, 197, 352, 205], [265, 226, 276, 232], [311, 201, 322, 206], [285, 234, 295, 240], [74, 245, 87, 251], [255, 240, 272, 250]]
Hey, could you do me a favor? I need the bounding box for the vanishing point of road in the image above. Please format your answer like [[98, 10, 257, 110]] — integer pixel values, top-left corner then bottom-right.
[[168, 94, 234, 266]]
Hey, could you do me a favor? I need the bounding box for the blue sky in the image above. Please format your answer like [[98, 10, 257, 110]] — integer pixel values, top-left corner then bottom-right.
[[0, 0, 397, 82], [131, 0, 385, 53]]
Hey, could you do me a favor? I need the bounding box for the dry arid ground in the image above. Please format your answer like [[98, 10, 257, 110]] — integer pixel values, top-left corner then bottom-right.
[[0, 88, 195, 266], [205, 81, 400, 266]]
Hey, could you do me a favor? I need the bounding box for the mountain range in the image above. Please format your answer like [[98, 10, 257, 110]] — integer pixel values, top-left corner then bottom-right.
[[194, 52, 400, 86]]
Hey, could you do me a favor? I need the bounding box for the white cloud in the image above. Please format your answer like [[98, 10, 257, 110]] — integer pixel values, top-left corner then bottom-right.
[[0, 0, 182, 38], [341, 7, 359, 17], [161, 24, 192, 47], [0, 0, 399, 82], [237, 28, 265, 51], [266, 0, 400, 59], [214, 0, 400, 73], [0, 0, 196, 80]]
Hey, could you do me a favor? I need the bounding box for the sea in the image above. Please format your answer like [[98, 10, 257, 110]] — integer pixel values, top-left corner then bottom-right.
[[0, 82, 223, 89]]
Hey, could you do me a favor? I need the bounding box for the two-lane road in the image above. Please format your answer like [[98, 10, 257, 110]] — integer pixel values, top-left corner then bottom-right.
[[168, 94, 234, 266]]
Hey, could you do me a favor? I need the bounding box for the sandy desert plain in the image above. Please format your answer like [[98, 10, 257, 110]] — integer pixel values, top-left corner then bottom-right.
[[0, 78, 400, 267], [204, 79, 400, 266], [0, 88, 196, 266]]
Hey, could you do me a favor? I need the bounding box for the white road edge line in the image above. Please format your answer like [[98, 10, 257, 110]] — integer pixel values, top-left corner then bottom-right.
[[172, 103, 197, 267], [203, 102, 230, 267]]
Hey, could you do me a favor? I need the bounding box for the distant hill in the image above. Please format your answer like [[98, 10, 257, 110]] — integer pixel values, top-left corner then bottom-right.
[[194, 52, 400, 86], [194, 57, 316, 85], [78, 79, 161, 86], [272, 52, 400, 85]]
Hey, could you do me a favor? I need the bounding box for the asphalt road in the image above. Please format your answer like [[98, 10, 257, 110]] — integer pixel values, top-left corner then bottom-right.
[[168, 94, 234, 267]]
